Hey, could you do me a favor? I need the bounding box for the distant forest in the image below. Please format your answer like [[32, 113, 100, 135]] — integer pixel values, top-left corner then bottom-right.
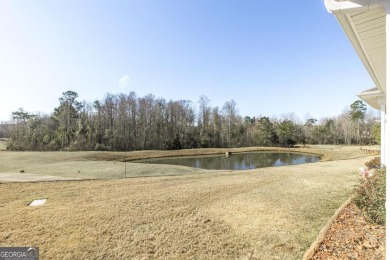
[[1, 90, 381, 151]]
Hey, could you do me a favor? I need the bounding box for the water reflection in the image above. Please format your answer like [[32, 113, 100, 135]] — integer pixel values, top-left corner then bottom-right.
[[136, 152, 321, 170]]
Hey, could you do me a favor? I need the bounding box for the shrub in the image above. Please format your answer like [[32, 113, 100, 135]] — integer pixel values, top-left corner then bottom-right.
[[163, 135, 182, 150], [354, 168, 386, 225], [365, 157, 381, 169]]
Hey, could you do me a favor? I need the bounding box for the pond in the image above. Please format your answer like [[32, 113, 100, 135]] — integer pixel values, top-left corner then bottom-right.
[[135, 152, 321, 170]]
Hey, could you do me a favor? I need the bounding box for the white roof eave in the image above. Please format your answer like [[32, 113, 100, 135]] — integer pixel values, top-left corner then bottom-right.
[[324, 0, 385, 93], [357, 87, 384, 109], [334, 14, 383, 91], [325, 0, 385, 14]]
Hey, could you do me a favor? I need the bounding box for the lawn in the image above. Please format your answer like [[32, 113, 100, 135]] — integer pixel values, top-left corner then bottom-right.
[[0, 145, 376, 259], [0, 145, 372, 179]]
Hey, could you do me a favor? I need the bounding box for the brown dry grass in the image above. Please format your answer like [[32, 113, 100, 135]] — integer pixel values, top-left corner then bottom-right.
[[0, 145, 374, 179], [0, 145, 376, 259]]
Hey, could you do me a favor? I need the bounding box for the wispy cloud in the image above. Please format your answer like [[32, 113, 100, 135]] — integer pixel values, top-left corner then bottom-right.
[[118, 75, 129, 89]]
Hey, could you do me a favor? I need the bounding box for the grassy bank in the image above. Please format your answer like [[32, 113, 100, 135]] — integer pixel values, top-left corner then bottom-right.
[[0, 145, 376, 259], [0, 145, 375, 179]]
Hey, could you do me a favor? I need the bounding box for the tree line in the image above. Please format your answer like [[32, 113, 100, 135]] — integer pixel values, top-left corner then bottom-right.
[[3, 90, 380, 151]]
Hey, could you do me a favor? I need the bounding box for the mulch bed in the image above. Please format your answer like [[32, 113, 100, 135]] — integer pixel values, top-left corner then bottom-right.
[[310, 202, 385, 259]]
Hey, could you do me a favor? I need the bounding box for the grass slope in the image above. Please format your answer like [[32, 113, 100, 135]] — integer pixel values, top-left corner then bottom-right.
[[0, 145, 374, 179], [0, 145, 375, 259]]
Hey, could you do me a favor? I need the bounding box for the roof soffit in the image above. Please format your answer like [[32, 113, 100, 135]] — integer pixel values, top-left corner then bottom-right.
[[357, 87, 384, 109], [325, 0, 385, 14], [325, 0, 386, 93]]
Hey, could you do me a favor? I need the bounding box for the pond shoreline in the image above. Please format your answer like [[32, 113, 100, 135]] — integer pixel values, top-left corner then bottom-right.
[[0, 145, 377, 180], [133, 151, 322, 170], [84, 146, 325, 162]]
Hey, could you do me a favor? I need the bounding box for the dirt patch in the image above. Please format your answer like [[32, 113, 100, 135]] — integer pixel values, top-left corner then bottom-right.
[[310, 202, 385, 259]]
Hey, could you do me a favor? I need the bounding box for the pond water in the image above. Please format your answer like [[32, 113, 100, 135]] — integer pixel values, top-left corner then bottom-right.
[[135, 152, 321, 170]]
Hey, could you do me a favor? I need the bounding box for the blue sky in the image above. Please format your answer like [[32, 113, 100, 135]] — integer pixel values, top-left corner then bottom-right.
[[0, 0, 374, 122]]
